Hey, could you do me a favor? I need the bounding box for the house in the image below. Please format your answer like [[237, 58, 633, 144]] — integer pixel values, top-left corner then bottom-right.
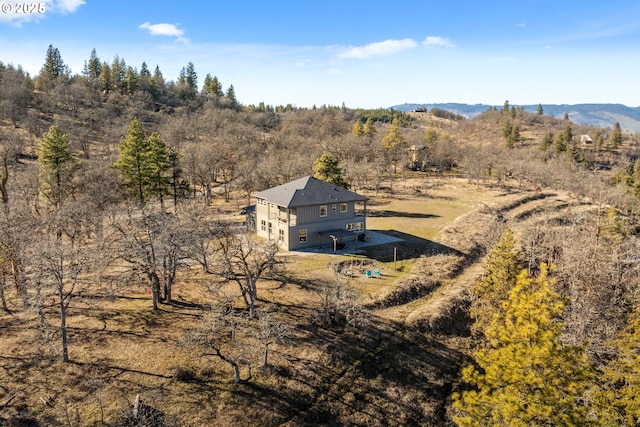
[[246, 176, 369, 251], [407, 144, 427, 171], [580, 135, 593, 144]]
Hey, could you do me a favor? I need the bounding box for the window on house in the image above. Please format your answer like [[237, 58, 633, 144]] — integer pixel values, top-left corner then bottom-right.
[[299, 229, 307, 242], [278, 229, 285, 242], [355, 222, 363, 230], [340, 203, 348, 213], [332, 204, 337, 211], [261, 219, 266, 231], [346, 223, 353, 231], [319, 205, 327, 217]]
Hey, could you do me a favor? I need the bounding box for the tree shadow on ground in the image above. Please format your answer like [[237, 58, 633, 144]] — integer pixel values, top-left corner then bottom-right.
[[361, 229, 464, 263], [367, 210, 440, 219], [234, 315, 467, 426]]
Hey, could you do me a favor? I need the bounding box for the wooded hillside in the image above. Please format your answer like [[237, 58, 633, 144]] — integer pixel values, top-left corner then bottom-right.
[[2, 47, 640, 426]]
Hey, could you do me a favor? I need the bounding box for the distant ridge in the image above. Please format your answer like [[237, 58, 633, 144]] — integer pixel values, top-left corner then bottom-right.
[[391, 103, 640, 132]]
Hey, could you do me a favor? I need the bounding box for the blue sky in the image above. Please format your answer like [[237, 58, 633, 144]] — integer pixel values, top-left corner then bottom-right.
[[2, 0, 640, 108]]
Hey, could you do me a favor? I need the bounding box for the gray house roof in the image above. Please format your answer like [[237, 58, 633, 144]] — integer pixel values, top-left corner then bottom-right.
[[253, 176, 368, 208]]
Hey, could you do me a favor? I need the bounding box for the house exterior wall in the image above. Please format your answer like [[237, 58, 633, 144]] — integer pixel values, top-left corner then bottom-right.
[[254, 197, 365, 250]]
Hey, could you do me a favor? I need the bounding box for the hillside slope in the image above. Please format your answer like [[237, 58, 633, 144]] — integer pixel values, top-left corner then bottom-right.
[[393, 102, 640, 132]]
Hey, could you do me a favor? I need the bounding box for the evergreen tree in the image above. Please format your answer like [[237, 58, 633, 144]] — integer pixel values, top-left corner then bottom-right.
[[139, 61, 151, 91], [148, 65, 165, 99], [39, 45, 68, 86], [554, 126, 572, 155], [501, 100, 510, 115], [593, 129, 604, 152], [123, 66, 139, 95], [363, 117, 376, 137], [83, 48, 101, 86], [453, 265, 594, 426], [470, 229, 521, 336], [112, 119, 170, 204], [146, 132, 171, 206], [599, 306, 640, 425], [110, 56, 126, 93], [185, 61, 198, 94], [381, 122, 406, 173], [352, 119, 365, 136], [98, 62, 111, 93], [609, 121, 623, 149], [202, 74, 224, 97], [37, 126, 80, 210], [501, 120, 512, 139], [226, 84, 237, 104], [536, 103, 544, 115], [313, 151, 349, 189], [540, 132, 554, 151]]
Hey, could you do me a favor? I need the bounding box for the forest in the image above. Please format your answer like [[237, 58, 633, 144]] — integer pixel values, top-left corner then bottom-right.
[[2, 45, 640, 426]]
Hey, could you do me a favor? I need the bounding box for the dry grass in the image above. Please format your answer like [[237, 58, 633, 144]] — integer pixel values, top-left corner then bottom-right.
[[0, 179, 531, 426]]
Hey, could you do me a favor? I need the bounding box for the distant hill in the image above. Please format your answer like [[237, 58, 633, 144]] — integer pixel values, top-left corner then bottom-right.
[[392, 103, 640, 132]]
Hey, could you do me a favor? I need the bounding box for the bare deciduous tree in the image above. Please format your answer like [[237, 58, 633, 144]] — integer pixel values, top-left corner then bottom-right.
[[29, 237, 87, 362], [216, 232, 278, 319], [108, 208, 189, 309], [184, 299, 254, 384]]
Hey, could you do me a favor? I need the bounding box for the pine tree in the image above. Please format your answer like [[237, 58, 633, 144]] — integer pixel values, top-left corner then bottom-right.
[[609, 121, 623, 149], [352, 119, 365, 136], [83, 48, 101, 86], [501, 100, 510, 115], [540, 132, 554, 151], [454, 265, 594, 426], [599, 307, 640, 425], [536, 103, 544, 115], [98, 62, 111, 93], [226, 85, 237, 104], [146, 132, 171, 207], [110, 56, 126, 93], [39, 45, 68, 87], [470, 229, 521, 336], [363, 117, 376, 138], [123, 66, 139, 95], [381, 122, 406, 173], [313, 151, 349, 189], [112, 119, 170, 204], [37, 126, 80, 210]]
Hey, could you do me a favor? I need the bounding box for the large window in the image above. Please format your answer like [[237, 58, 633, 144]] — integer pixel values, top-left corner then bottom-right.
[[340, 203, 348, 213], [319, 205, 327, 217], [299, 229, 307, 242]]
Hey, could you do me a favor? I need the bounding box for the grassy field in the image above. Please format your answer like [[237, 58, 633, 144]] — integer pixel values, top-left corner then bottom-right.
[[0, 177, 507, 426]]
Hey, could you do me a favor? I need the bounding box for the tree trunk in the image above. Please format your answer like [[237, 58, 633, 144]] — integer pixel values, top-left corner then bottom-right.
[[59, 289, 69, 362], [249, 292, 256, 320], [150, 271, 160, 310], [231, 362, 241, 384], [0, 274, 8, 312], [263, 344, 270, 368]]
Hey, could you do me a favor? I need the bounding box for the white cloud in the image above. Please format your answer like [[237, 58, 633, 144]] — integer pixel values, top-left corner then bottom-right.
[[422, 36, 456, 48], [338, 38, 418, 59], [0, 0, 85, 25], [47, 0, 85, 14], [139, 22, 189, 44]]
